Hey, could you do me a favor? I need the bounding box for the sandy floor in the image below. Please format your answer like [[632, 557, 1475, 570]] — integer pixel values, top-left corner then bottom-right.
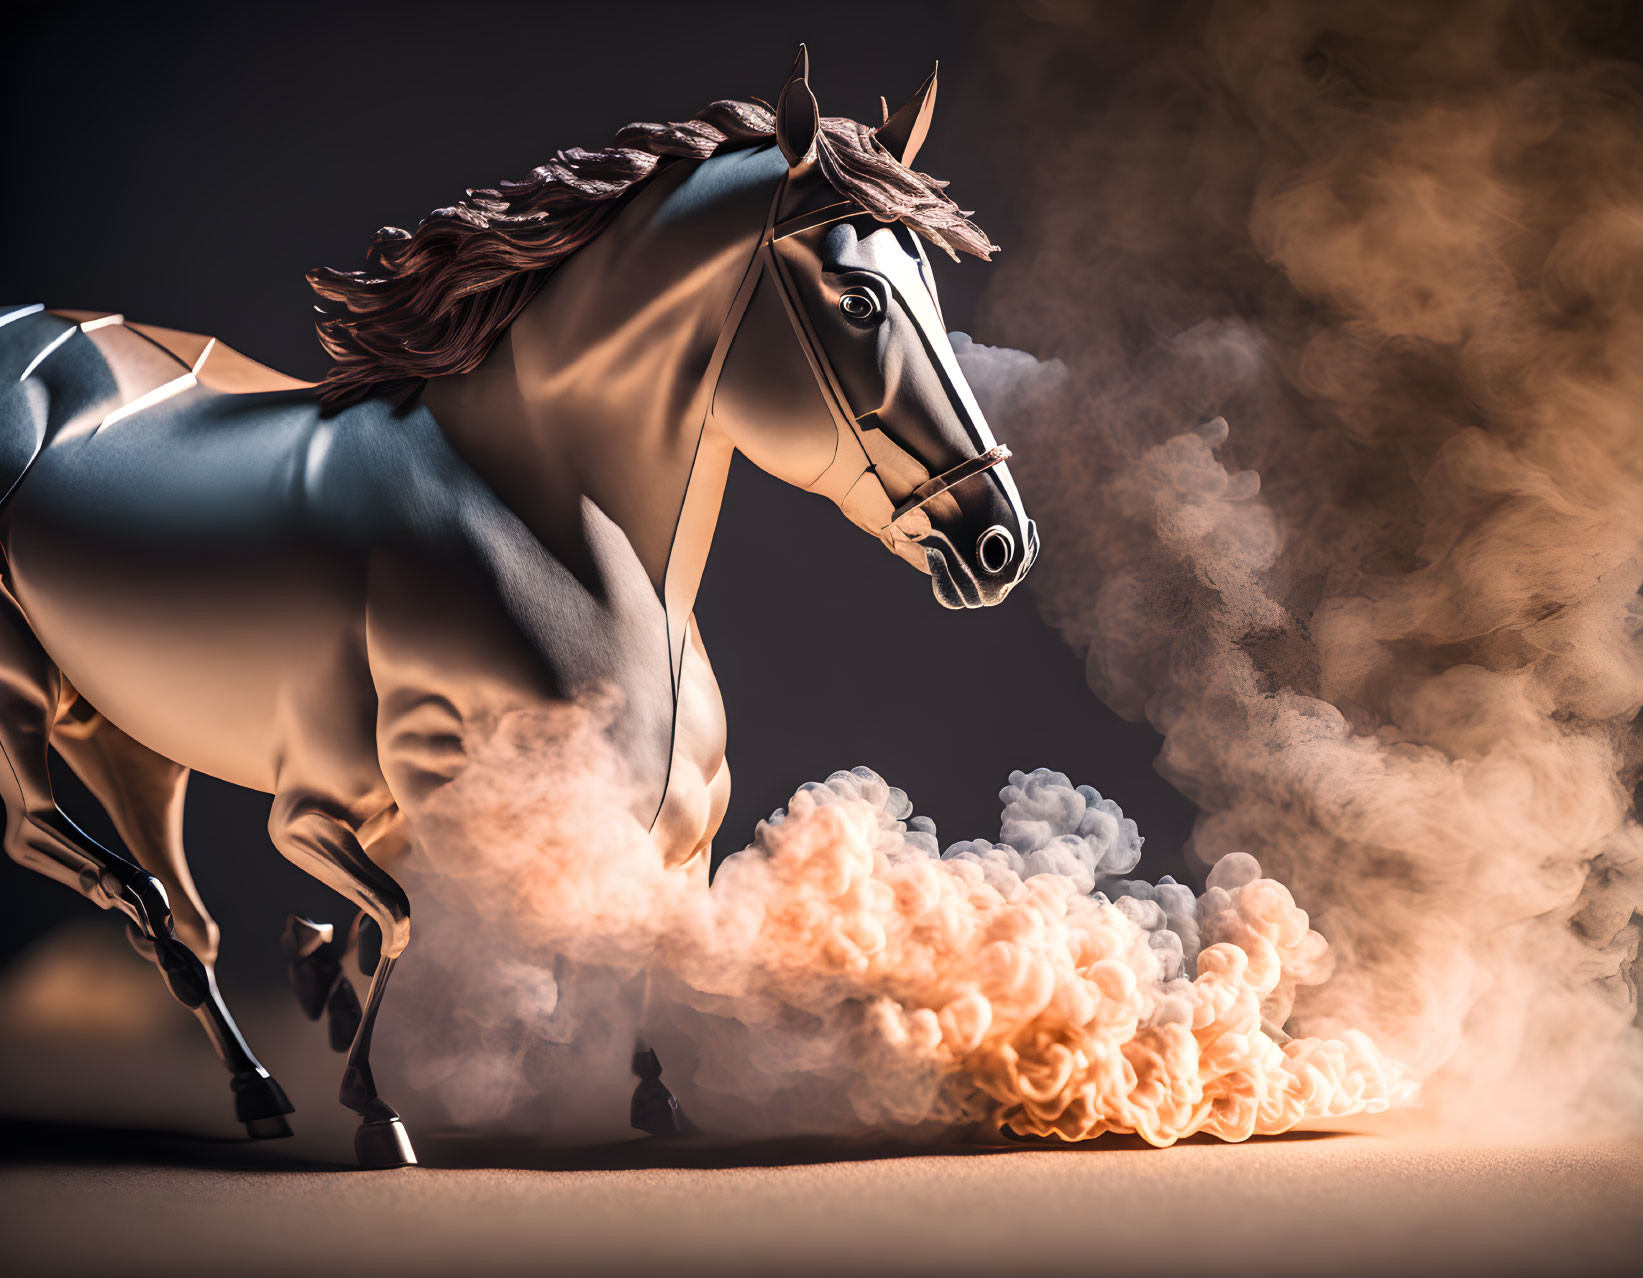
[[3, 1120, 1640, 1277], [1, 930, 1639, 1277]]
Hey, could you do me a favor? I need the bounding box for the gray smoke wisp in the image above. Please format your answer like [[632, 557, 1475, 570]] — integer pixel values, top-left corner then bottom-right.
[[962, 0, 1643, 1134]]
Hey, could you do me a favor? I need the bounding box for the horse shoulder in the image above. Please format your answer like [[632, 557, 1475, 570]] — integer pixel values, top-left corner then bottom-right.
[[344, 407, 676, 832]]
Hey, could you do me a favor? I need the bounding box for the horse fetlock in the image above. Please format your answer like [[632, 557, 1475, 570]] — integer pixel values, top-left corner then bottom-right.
[[114, 866, 174, 937], [158, 945, 210, 1009], [326, 976, 363, 1052], [231, 1068, 295, 1124], [131, 929, 209, 1009], [338, 1061, 379, 1115], [151, 905, 220, 968]]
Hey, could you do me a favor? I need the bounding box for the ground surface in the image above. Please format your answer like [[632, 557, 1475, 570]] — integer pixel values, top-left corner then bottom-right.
[[2, 928, 1639, 1277], [4, 1120, 1640, 1277]]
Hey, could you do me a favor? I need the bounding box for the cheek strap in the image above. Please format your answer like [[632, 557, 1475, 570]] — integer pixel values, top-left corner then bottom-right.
[[701, 178, 1012, 535]]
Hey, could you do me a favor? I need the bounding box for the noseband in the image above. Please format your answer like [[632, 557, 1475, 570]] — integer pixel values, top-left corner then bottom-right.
[[702, 173, 1011, 537]]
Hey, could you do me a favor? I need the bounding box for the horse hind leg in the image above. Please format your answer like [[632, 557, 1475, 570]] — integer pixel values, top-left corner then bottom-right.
[[0, 580, 211, 1015], [283, 805, 411, 1053], [281, 910, 363, 1053], [50, 688, 295, 1138]]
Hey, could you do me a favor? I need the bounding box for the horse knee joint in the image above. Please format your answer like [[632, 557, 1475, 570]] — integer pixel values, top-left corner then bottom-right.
[[180, 914, 222, 967]]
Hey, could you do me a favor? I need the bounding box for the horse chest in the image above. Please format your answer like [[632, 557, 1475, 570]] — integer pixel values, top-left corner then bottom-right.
[[650, 622, 730, 869], [351, 409, 731, 868]]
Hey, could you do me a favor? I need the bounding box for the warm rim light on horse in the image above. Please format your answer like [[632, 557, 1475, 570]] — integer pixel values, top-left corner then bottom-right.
[[0, 46, 1035, 1166]]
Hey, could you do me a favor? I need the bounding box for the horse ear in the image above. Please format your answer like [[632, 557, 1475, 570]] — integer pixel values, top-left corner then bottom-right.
[[775, 44, 820, 169], [875, 64, 938, 168]]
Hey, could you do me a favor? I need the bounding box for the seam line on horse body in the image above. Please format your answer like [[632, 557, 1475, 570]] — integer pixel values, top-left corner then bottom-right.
[[646, 173, 793, 838], [17, 326, 76, 383], [121, 323, 194, 372], [0, 304, 46, 331]]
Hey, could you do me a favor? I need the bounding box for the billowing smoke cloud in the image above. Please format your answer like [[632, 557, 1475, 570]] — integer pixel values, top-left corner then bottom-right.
[[377, 699, 1399, 1146], [961, 0, 1643, 1134], [379, 0, 1643, 1148]]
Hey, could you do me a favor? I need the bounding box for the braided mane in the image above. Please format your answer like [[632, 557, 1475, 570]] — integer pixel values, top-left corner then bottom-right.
[[308, 98, 993, 409]]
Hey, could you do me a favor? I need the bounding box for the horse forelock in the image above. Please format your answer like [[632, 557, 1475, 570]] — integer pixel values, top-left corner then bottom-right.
[[307, 98, 992, 411]]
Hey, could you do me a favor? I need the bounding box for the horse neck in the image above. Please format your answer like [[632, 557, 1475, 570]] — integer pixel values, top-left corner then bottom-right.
[[426, 148, 785, 656]]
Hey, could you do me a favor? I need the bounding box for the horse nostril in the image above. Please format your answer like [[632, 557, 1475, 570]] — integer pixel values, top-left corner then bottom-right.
[[977, 526, 1015, 576]]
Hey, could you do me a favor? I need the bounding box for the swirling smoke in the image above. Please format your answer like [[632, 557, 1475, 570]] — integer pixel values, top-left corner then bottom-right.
[[383, 0, 1643, 1147], [964, 0, 1643, 1134]]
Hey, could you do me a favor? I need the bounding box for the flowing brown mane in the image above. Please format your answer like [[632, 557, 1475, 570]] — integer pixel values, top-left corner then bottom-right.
[[308, 98, 993, 409]]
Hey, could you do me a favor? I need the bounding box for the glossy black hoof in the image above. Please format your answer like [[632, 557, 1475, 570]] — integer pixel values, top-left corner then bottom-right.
[[245, 1114, 294, 1140], [355, 1118, 418, 1168], [232, 1070, 295, 1124], [630, 1048, 686, 1137], [631, 1080, 684, 1136]]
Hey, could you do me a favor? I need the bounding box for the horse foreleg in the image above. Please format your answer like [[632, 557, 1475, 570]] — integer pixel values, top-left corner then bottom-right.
[[267, 794, 415, 1167], [0, 581, 209, 1011], [51, 702, 294, 1138]]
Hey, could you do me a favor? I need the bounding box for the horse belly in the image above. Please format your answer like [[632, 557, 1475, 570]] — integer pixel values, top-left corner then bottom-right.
[[5, 483, 367, 793]]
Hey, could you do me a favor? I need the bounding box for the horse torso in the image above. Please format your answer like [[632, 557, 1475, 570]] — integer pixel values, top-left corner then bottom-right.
[[0, 311, 725, 865]]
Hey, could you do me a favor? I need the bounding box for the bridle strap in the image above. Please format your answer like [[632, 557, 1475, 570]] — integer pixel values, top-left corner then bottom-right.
[[771, 201, 859, 241], [889, 443, 1012, 527], [697, 225, 772, 428], [702, 174, 1012, 535]]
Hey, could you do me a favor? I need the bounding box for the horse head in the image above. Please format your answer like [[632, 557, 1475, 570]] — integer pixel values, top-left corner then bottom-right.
[[709, 49, 1037, 609]]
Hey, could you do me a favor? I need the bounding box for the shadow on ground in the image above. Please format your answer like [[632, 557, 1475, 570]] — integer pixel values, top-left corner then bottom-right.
[[0, 1117, 348, 1172], [0, 1111, 1350, 1175]]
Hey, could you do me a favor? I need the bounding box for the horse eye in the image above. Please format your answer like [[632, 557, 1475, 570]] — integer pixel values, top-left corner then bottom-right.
[[838, 289, 881, 323]]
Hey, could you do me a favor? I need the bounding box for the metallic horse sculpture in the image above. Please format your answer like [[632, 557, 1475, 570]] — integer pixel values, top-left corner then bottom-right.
[[0, 50, 1035, 1166]]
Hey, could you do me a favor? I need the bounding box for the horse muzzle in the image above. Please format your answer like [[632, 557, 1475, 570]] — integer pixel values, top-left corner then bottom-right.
[[925, 518, 1039, 610]]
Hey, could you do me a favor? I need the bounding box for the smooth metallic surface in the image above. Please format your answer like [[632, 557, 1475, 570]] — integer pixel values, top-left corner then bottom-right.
[[354, 1118, 418, 1169], [0, 50, 1035, 1162], [875, 63, 939, 167]]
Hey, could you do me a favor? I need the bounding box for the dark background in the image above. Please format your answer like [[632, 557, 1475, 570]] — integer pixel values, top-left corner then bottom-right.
[[0, 0, 1193, 992]]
